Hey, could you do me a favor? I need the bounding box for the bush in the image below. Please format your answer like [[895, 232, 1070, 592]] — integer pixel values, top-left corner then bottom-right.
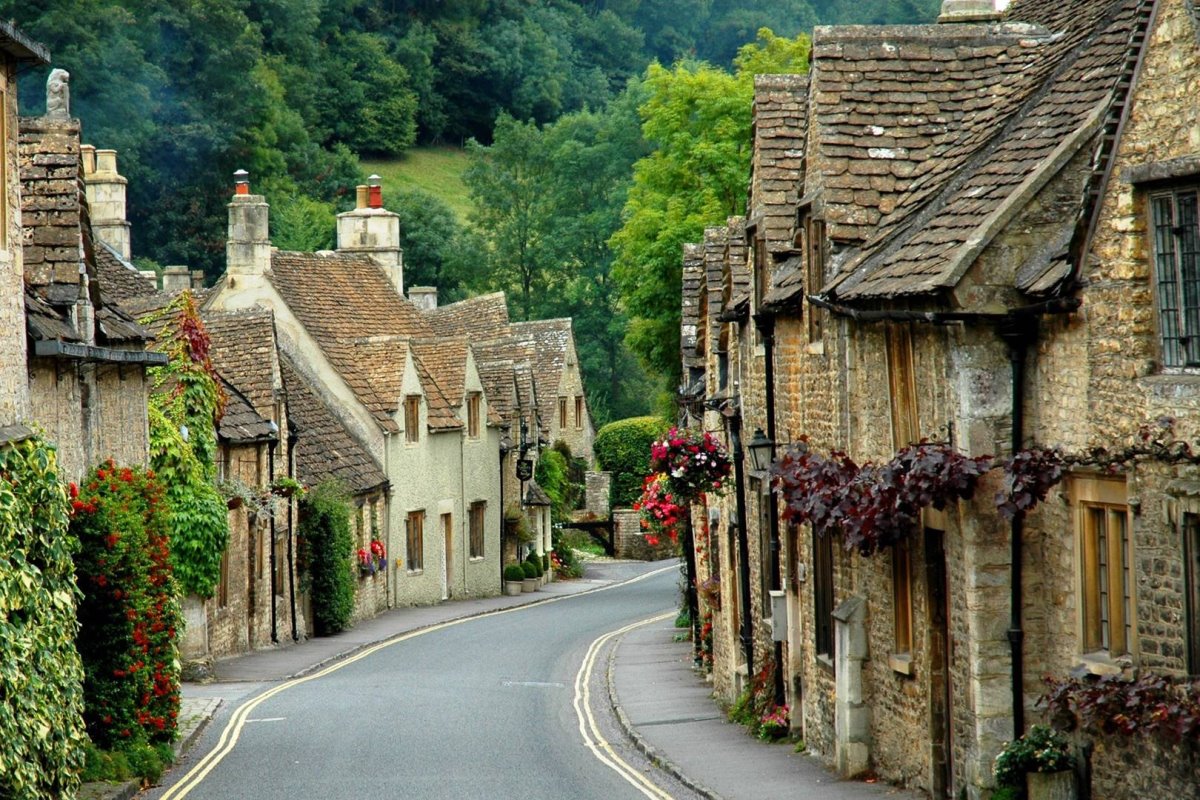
[[526, 552, 544, 577], [521, 561, 538, 579], [542, 553, 550, 571], [299, 482, 356, 636], [504, 564, 525, 581], [0, 436, 88, 800], [994, 725, 1074, 788], [594, 416, 671, 507], [71, 460, 182, 749], [80, 740, 172, 784]]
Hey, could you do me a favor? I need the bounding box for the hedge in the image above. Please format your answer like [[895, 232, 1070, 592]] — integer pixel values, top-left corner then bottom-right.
[[593, 416, 671, 507], [298, 482, 355, 636]]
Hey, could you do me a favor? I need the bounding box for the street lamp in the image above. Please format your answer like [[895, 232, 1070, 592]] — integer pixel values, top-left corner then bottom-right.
[[747, 427, 774, 472]]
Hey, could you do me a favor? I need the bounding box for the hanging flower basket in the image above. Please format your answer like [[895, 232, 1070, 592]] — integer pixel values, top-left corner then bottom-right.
[[634, 473, 686, 544], [649, 427, 731, 503]]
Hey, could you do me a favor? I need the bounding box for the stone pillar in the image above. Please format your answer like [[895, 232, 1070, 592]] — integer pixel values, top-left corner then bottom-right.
[[408, 286, 438, 310], [81, 146, 131, 260], [336, 179, 403, 296], [162, 265, 192, 293], [585, 471, 612, 517], [833, 595, 870, 777]]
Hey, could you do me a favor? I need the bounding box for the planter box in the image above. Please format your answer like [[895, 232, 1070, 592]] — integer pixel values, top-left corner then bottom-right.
[[522, 578, 538, 593], [504, 581, 523, 596], [1027, 770, 1076, 800]]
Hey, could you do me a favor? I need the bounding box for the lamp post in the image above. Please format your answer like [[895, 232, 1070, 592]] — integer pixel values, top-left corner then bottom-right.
[[499, 427, 514, 582]]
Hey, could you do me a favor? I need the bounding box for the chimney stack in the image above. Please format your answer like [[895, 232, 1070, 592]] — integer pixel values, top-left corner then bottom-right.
[[81, 145, 132, 260], [408, 286, 438, 310], [336, 175, 404, 296], [227, 169, 271, 281], [938, 0, 1002, 22], [162, 266, 193, 293]]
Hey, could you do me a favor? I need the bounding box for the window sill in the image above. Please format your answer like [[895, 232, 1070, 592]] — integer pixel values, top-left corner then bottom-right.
[[468, 556, 485, 563], [889, 652, 914, 677], [806, 341, 824, 356], [406, 569, 424, 577], [816, 653, 834, 673], [1074, 650, 1134, 678]]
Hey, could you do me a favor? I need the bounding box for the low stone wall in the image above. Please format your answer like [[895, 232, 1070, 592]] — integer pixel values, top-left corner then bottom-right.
[[613, 508, 678, 560], [1089, 736, 1200, 799]]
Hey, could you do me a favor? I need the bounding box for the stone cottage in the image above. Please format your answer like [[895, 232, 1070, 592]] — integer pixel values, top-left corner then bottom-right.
[[206, 177, 504, 605], [686, 0, 1200, 798]]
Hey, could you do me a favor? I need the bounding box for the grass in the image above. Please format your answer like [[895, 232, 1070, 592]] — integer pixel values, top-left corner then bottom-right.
[[361, 145, 473, 222]]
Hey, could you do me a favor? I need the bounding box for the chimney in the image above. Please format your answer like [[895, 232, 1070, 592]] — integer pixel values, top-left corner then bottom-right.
[[162, 266, 193, 293], [336, 174, 404, 295], [227, 169, 271, 281], [408, 286, 438, 311], [81, 145, 132, 260], [938, 0, 1002, 22]]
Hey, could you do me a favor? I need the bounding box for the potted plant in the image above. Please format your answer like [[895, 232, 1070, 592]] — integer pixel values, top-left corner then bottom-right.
[[521, 560, 539, 592], [527, 553, 545, 586], [503, 564, 525, 596], [994, 725, 1076, 800]]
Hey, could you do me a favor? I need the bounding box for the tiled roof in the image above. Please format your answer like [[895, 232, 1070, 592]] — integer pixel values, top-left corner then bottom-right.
[[509, 319, 575, 431], [750, 74, 809, 255], [410, 337, 466, 432], [704, 226, 726, 329], [218, 378, 277, 443], [202, 307, 279, 418], [94, 241, 157, 304], [269, 251, 433, 433], [681, 243, 705, 366], [726, 217, 750, 308], [830, 0, 1145, 300], [280, 353, 388, 496], [425, 292, 511, 339]]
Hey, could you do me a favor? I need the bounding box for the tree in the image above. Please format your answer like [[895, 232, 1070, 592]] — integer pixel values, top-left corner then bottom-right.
[[386, 188, 486, 303], [610, 29, 811, 388]]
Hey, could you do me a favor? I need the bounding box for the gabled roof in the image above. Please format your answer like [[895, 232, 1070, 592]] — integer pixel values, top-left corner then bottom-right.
[[218, 378, 277, 444], [681, 243, 705, 366], [425, 292, 510, 339], [94, 241, 157, 305], [409, 337, 466, 432], [750, 73, 810, 255], [280, 353, 388, 496], [726, 217, 750, 309], [509, 318, 577, 431], [202, 307, 279, 419], [268, 251, 434, 433], [830, 0, 1146, 301]]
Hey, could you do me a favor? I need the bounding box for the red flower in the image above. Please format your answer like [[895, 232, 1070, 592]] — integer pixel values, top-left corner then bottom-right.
[[69, 482, 79, 499]]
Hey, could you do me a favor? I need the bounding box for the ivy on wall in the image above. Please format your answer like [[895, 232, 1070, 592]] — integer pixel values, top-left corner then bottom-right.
[[298, 482, 355, 636], [70, 460, 182, 749], [0, 435, 88, 800], [142, 292, 229, 597]]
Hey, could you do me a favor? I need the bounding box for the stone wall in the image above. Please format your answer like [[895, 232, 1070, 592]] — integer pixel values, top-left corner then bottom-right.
[[612, 508, 677, 560], [0, 64, 29, 425], [585, 470, 611, 517]]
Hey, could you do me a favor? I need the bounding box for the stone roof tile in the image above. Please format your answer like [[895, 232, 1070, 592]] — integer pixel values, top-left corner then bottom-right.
[[202, 307, 279, 418], [425, 292, 510, 339]]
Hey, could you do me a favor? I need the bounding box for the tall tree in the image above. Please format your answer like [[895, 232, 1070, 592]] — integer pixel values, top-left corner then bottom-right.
[[610, 29, 811, 388]]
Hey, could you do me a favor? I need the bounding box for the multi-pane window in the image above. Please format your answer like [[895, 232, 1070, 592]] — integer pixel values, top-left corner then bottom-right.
[[405, 395, 421, 443], [559, 397, 568, 430], [575, 396, 584, 430], [1074, 479, 1132, 656], [467, 392, 481, 438], [813, 529, 835, 659], [1183, 514, 1200, 674], [406, 510, 425, 572], [1151, 188, 1200, 367], [470, 501, 486, 559]]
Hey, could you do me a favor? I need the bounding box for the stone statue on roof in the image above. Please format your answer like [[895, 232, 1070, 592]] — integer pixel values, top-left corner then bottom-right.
[[46, 69, 70, 119]]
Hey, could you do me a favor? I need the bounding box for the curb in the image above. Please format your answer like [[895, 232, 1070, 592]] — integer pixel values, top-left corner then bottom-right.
[[604, 628, 726, 800], [173, 698, 222, 759]]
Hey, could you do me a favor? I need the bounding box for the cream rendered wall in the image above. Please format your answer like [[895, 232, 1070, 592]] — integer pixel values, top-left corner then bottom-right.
[[461, 351, 502, 598]]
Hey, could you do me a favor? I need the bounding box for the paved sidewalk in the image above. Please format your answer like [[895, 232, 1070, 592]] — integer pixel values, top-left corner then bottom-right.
[[609, 620, 924, 800]]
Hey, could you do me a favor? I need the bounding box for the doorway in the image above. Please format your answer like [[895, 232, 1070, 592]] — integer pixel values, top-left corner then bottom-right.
[[925, 527, 953, 798]]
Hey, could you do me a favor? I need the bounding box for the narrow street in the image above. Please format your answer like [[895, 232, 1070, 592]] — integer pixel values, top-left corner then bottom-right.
[[144, 563, 707, 800]]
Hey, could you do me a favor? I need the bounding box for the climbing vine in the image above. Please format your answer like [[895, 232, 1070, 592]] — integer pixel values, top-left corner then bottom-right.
[[0, 435, 88, 800], [141, 291, 229, 597], [298, 481, 355, 636]]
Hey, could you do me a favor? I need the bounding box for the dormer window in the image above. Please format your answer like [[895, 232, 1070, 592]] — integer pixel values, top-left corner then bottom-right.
[[1150, 187, 1200, 368], [404, 395, 421, 443], [467, 392, 481, 438]]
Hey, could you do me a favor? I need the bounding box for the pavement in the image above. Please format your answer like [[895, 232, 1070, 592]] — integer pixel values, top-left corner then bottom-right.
[[82, 560, 922, 800]]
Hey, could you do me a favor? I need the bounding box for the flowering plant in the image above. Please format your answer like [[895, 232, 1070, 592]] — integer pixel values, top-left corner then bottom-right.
[[758, 704, 790, 741], [993, 725, 1074, 787], [650, 427, 731, 502], [359, 539, 387, 576], [634, 473, 686, 544]]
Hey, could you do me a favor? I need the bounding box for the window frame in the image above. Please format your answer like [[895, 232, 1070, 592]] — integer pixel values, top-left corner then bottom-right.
[[404, 395, 421, 443], [1148, 186, 1200, 369], [406, 509, 425, 573], [804, 216, 826, 344], [574, 395, 584, 430], [469, 500, 486, 560], [813, 528, 835, 661], [467, 392, 481, 439], [1070, 477, 1134, 660], [559, 396, 568, 430]]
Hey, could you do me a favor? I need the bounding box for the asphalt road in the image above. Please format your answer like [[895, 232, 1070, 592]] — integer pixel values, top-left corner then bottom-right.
[[145, 561, 703, 800]]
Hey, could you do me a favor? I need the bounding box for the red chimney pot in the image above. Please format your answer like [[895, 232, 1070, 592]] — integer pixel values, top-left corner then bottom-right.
[[234, 169, 250, 195], [367, 174, 383, 208]]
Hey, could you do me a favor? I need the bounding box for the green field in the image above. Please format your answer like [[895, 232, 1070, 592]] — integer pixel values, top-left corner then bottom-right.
[[361, 146, 473, 222]]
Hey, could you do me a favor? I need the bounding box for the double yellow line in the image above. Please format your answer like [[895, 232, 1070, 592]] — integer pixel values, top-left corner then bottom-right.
[[572, 612, 677, 800], [160, 565, 677, 800]]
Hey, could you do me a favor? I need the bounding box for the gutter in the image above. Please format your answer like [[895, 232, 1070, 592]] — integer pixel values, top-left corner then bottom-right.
[[33, 339, 169, 365]]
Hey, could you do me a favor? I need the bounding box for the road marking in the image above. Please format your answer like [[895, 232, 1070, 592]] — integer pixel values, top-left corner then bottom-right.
[[573, 612, 676, 800], [244, 717, 287, 723], [502, 680, 566, 689], [158, 564, 677, 800]]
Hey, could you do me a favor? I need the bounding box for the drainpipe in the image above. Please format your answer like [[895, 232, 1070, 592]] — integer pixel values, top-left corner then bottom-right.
[[729, 409, 755, 678], [755, 311, 786, 707], [267, 436, 279, 644], [998, 315, 1037, 737], [287, 421, 299, 642]]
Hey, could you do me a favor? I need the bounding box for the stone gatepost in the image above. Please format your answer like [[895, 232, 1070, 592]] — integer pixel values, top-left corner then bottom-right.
[[833, 595, 870, 777], [585, 471, 612, 517]]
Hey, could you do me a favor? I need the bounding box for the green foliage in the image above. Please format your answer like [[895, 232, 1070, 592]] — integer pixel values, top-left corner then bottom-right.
[[0, 436, 87, 800], [267, 185, 336, 252], [594, 416, 672, 507], [504, 564, 526, 582], [521, 561, 538, 580], [71, 461, 182, 749], [534, 448, 573, 524], [364, 147, 474, 222], [611, 29, 811, 385], [993, 725, 1075, 788], [80, 740, 172, 784], [385, 187, 487, 303], [298, 482, 355, 636], [142, 293, 230, 598]]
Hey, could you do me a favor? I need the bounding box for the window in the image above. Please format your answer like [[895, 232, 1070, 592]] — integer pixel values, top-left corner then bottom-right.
[[893, 536, 913, 657], [405, 395, 421, 443], [813, 529, 835, 659], [805, 217, 826, 343], [753, 479, 771, 606], [1073, 478, 1132, 657], [470, 501, 486, 559], [406, 510, 425, 572], [467, 392, 481, 438], [886, 323, 919, 448], [575, 396, 584, 430], [1183, 514, 1200, 674], [559, 397, 568, 430], [753, 234, 768, 311], [1150, 188, 1200, 367]]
